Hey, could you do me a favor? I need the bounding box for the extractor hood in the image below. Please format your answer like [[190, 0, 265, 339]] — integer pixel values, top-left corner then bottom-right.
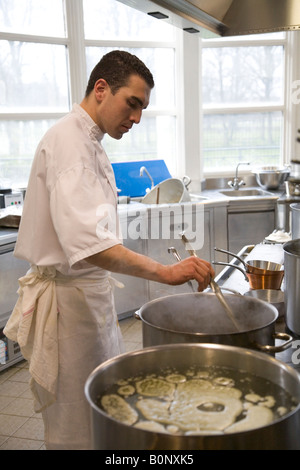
[[117, 0, 300, 36]]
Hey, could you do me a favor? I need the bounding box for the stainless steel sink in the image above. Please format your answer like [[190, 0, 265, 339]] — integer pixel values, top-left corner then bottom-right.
[[220, 188, 273, 197]]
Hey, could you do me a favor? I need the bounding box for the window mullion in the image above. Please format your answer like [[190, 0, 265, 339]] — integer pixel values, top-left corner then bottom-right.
[[1, 113, 67, 121], [0, 31, 68, 45], [64, 0, 87, 105], [202, 37, 286, 49], [283, 31, 299, 165], [84, 39, 175, 48], [203, 105, 285, 115]]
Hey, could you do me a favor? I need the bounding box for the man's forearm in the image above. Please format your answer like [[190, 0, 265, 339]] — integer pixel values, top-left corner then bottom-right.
[[85, 243, 214, 291], [85, 244, 169, 283]]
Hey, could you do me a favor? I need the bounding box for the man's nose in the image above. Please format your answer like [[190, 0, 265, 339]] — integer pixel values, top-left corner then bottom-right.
[[130, 108, 143, 124]]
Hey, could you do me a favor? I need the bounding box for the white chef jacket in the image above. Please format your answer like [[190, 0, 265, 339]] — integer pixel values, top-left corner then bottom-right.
[[6, 104, 125, 450], [15, 103, 122, 274]]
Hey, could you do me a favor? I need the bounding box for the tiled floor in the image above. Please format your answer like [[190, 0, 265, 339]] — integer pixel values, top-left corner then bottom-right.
[[0, 315, 142, 450]]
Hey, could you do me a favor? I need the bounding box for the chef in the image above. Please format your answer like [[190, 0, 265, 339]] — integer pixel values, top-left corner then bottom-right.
[[4, 50, 214, 450]]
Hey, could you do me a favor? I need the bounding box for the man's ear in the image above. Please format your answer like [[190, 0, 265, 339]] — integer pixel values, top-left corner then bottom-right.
[[94, 79, 109, 102]]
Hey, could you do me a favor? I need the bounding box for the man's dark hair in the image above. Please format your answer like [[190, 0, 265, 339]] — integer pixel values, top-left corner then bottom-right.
[[85, 50, 155, 97]]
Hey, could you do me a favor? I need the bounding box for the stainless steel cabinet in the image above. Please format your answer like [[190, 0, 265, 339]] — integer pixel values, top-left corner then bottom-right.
[[113, 198, 275, 317], [145, 202, 228, 301], [113, 207, 149, 318], [227, 203, 276, 253]]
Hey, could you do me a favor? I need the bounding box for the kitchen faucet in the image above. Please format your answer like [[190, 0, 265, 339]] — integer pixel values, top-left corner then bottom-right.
[[140, 166, 154, 192], [228, 162, 251, 190]]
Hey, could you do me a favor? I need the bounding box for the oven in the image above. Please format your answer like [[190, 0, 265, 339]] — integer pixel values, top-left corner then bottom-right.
[[0, 228, 29, 371]]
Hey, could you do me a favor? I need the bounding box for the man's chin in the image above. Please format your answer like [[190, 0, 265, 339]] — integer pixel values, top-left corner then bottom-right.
[[108, 131, 123, 140]]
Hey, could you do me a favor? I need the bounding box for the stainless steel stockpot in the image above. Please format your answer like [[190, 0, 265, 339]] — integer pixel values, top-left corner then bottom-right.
[[291, 203, 300, 239], [283, 239, 300, 335], [85, 343, 300, 450], [135, 293, 292, 354]]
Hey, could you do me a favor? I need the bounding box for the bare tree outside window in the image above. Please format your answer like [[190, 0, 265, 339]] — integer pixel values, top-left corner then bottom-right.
[[202, 38, 285, 171]]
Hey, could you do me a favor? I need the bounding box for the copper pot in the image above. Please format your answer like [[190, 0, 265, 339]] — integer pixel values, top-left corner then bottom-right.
[[213, 247, 284, 290], [213, 260, 284, 290], [214, 247, 283, 274]]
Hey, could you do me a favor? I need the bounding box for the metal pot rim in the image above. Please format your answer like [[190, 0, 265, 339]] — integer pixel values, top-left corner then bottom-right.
[[85, 342, 300, 437], [137, 292, 278, 336], [252, 166, 290, 174], [283, 238, 300, 256]]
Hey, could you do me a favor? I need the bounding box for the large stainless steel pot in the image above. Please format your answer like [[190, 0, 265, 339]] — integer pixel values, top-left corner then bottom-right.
[[291, 203, 300, 239], [283, 238, 300, 335], [85, 343, 300, 450], [135, 293, 292, 354]]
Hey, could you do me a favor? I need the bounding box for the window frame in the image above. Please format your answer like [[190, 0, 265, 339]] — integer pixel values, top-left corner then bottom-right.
[[1, 0, 299, 186], [0, 0, 183, 182], [200, 32, 298, 177]]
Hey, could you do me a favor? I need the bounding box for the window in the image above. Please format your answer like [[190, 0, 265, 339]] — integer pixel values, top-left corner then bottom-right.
[[0, 1, 298, 187], [0, 0, 180, 188], [0, 0, 68, 187], [0, 0, 66, 36], [201, 33, 286, 173], [82, 0, 179, 175]]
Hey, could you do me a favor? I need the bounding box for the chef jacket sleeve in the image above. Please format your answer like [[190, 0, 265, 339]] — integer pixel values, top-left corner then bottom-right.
[[49, 163, 122, 269]]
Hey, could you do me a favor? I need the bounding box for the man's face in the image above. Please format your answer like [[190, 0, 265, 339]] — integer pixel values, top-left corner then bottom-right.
[[96, 74, 151, 140]]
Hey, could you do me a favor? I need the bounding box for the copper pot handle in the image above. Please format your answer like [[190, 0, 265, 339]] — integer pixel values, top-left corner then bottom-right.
[[214, 247, 247, 268], [213, 261, 249, 282], [255, 332, 293, 353]]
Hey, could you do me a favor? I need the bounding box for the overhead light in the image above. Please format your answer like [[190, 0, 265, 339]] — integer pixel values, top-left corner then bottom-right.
[[183, 27, 200, 33], [147, 11, 169, 19]]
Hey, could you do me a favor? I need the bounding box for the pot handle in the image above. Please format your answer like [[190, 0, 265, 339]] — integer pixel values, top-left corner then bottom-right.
[[255, 332, 293, 353], [134, 309, 141, 320], [214, 247, 246, 268], [213, 261, 249, 282]]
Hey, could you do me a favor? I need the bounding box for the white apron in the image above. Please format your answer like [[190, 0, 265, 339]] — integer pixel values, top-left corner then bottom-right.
[[4, 266, 124, 450]]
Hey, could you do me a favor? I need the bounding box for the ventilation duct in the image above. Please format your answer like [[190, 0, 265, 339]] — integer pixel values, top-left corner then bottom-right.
[[117, 0, 300, 36]]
